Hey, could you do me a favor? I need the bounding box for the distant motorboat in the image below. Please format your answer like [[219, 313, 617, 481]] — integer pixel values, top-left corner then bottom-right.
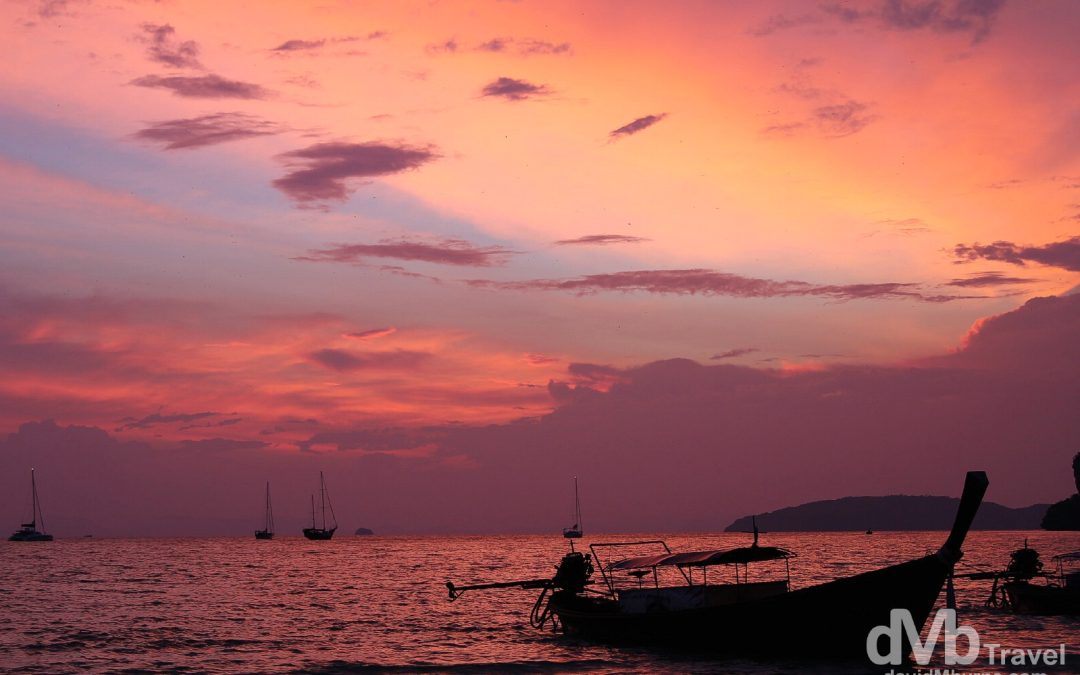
[[255, 481, 274, 540], [302, 471, 337, 540], [9, 468, 53, 542], [562, 476, 583, 539]]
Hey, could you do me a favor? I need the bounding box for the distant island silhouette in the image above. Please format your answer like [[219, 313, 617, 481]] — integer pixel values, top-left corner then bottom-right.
[[354, 527, 375, 536], [1041, 451, 1080, 530], [725, 495, 1048, 532]]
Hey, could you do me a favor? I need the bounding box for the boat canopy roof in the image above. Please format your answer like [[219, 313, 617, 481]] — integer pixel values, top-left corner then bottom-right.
[[609, 545, 793, 571], [1052, 551, 1080, 561]]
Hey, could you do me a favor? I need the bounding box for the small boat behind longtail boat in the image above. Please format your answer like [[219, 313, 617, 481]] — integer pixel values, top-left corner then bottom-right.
[[562, 476, 583, 539], [979, 544, 1080, 615], [447, 471, 989, 657]]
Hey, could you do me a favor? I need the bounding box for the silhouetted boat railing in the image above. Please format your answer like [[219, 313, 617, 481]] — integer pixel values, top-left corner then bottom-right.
[[446, 470, 990, 658]]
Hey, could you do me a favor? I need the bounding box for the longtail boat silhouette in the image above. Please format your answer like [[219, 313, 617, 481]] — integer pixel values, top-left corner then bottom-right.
[[303, 471, 337, 540], [562, 476, 583, 539], [255, 481, 274, 540], [9, 468, 53, 542], [447, 471, 989, 656]]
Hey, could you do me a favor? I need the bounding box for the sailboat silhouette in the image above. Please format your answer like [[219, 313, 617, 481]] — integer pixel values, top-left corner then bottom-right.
[[9, 468, 53, 542], [562, 476, 583, 539], [302, 471, 337, 540], [255, 481, 274, 540]]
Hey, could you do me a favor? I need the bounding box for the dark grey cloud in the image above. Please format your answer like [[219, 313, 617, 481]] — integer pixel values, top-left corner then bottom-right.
[[296, 238, 516, 267], [877, 217, 932, 235], [177, 438, 268, 452], [179, 417, 243, 431], [273, 38, 327, 52], [139, 23, 201, 69], [711, 348, 760, 360], [272, 141, 438, 205], [609, 113, 668, 140], [554, 234, 650, 246], [116, 411, 217, 432], [953, 236, 1080, 272], [131, 74, 271, 99], [307, 348, 430, 372], [426, 39, 459, 54], [345, 327, 397, 340], [821, 0, 1007, 43], [480, 77, 551, 101], [812, 100, 876, 137], [466, 268, 981, 303], [133, 113, 281, 150], [476, 38, 571, 55], [37, 0, 75, 18], [749, 12, 821, 36], [946, 272, 1036, 288], [270, 35, 375, 54]]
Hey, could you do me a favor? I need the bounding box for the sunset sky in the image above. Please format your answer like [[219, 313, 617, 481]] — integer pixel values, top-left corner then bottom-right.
[[1, 0, 1078, 535]]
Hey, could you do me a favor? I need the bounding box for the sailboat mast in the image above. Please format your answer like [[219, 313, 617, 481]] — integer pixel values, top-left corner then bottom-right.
[[264, 482, 272, 532], [319, 471, 326, 529], [32, 468, 43, 531], [574, 476, 581, 531]]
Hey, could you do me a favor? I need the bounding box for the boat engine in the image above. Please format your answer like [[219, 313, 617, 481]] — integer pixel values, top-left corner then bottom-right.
[[528, 551, 594, 630], [1005, 545, 1043, 580], [985, 542, 1045, 608], [552, 551, 593, 594]]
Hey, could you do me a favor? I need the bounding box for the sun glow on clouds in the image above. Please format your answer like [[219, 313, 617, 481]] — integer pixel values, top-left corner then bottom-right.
[[0, 0, 1077, 471]]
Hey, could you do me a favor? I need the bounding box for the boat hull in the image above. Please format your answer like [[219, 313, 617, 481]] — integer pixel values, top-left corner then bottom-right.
[[8, 531, 53, 542], [303, 527, 335, 540], [1004, 581, 1080, 615], [552, 552, 949, 656], [254, 531, 274, 540]]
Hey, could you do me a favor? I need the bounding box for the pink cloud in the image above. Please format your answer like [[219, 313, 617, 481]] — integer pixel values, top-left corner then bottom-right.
[[116, 411, 218, 432], [811, 99, 876, 137], [554, 234, 650, 245], [476, 38, 571, 55], [131, 74, 271, 99], [711, 347, 760, 360], [480, 77, 551, 101], [953, 235, 1080, 272], [345, 327, 397, 340], [297, 238, 515, 267], [945, 272, 1035, 288], [609, 113, 668, 140], [466, 268, 980, 302], [524, 353, 558, 365], [306, 348, 430, 372], [821, 0, 1006, 44], [132, 113, 281, 150], [272, 141, 438, 205], [139, 23, 201, 69], [2, 296, 1077, 534]]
